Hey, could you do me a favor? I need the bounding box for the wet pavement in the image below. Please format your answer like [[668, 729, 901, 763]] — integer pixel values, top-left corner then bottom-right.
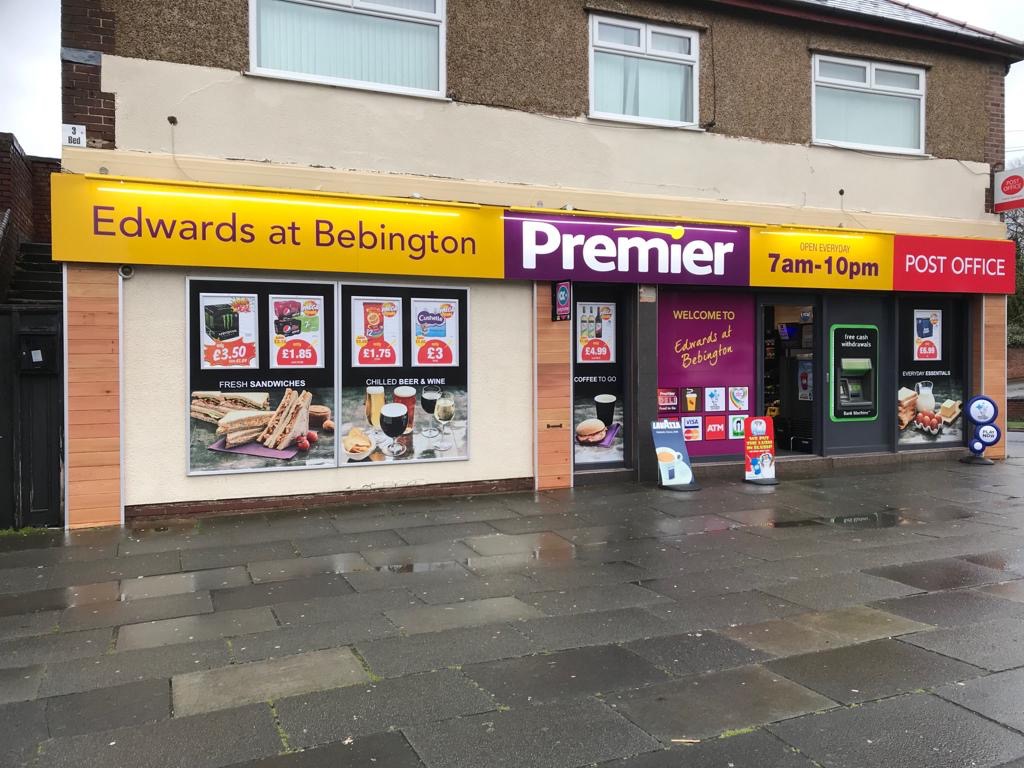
[[5, 458, 1024, 766]]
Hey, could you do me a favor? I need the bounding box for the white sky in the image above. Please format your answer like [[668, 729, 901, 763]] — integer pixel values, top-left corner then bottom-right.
[[0, 0, 1022, 162]]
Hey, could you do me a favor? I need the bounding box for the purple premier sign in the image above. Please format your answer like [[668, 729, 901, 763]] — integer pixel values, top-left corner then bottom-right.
[[504, 212, 750, 286]]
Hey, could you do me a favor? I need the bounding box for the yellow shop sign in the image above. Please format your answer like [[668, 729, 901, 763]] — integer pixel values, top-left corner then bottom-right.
[[51, 175, 505, 279], [749, 227, 894, 291]]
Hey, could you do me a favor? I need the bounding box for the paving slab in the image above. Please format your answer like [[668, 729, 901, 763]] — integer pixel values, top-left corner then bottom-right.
[[212, 574, 356, 612], [462, 532, 575, 557], [865, 557, 1012, 590], [270, 588, 419, 627], [39, 639, 231, 697], [45, 679, 171, 738], [247, 553, 372, 584], [293, 530, 407, 557], [0, 627, 111, 669], [760, 572, 922, 611], [787, 605, 932, 643], [356, 623, 537, 678], [173, 647, 368, 716], [609, 664, 836, 742], [0, 582, 119, 617], [224, 732, 423, 767], [360, 541, 478, 569], [900, 616, 1024, 672], [646, 590, 807, 631], [769, 693, 1024, 768], [936, 668, 1024, 732], [275, 669, 496, 749], [0, 699, 47, 767], [596, 729, 818, 767], [979, 580, 1024, 604], [625, 630, 770, 676], [36, 702, 282, 768], [871, 590, 1024, 627], [116, 607, 278, 651], [120, 566, 250, 600], [384, 595, 543, 634], [61, 591, 214, 631], [394, 522, 500, 545], [343, 561, 475, 593], [517, 583, 669, 616], [413, 572, 539, 605], [230, 615, 400, 663], [179, 542, 298, 572], [0, 609, 61, 641], [518, 561, 648, 590], [46, 551, 183, 588], [515, 607, 679, 651], [404, 697, 661, 768], [961, 548, 1024, 574], [722, 619, 848, 657], [0, 664, 43, 704]]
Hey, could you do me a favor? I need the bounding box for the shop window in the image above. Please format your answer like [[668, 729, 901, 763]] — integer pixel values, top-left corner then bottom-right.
[[251, 0, 445, 98], [812, 54, 925, 154], [589, 15, 699, 128]]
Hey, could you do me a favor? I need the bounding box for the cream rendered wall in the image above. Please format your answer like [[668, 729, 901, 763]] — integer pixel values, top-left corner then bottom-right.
[[100, 55, 997, 226], [122, 268, 533, 506]]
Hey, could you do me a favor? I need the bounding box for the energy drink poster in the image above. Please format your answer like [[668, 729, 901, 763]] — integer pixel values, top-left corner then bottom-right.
[[199, 292, 259, 370], [188, 279, 336, 475], [269, 295, 324, 369], [340, 284, 469, 465], [411, 297, 459, 367], [351, 296, 403, 368]]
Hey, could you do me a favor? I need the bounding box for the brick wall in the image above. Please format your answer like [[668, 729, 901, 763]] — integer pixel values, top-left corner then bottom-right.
[[1010, 347, 1024, 381], [28, 158, 60, 243], [985, 61, 1006, 213], [0, 133, 36, 240], [61, 0, 116, 150]]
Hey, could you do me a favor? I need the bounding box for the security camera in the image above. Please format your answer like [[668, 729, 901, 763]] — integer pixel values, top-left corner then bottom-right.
[[118, 265, 134, 279]]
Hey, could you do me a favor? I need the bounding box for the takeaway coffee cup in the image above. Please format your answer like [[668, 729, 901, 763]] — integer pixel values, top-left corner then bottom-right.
[[656, 447, 682, 481], [594, 394, 616, 426]]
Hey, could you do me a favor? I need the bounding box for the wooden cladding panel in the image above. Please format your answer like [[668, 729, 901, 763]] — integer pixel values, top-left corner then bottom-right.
[[982, 295, 1007, 460], [65, 264, 121, 528], [535, 283, 572, 491]]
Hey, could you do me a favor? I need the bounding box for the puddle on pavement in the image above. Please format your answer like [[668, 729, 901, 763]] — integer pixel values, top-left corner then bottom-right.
[[373, 560, 465, 574]]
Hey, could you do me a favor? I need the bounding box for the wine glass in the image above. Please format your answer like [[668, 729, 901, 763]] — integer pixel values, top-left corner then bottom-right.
[[420, 385, 441, 439], [379, 403, 408, 457], [434, 391, 456, 451]]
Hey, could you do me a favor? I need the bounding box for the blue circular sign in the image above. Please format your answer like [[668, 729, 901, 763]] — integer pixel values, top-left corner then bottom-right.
[[557, 285, 569, 306], [975, 423, 1001, 448], [966, 396, 998, 426], [970, 438, 986, 455]]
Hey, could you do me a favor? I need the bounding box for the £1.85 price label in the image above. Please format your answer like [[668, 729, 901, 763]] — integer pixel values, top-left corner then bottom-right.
[[204, 339, 257, 368], [357, 338, 396, 366], [276, 339, 318, 367], [416, 338, 454, 366]]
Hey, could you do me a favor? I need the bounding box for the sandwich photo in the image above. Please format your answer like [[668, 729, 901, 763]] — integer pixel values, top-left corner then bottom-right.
[[221, 392, 270, 411], [258, 389, 313, 450], [190, 402, 227, 425], [576, 418, 608, 445], [214, 409, 274, 448], [190, 391, 270, 423]]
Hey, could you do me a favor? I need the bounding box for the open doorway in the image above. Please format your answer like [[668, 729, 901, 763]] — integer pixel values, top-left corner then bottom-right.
[[762, 302, 817, 454]]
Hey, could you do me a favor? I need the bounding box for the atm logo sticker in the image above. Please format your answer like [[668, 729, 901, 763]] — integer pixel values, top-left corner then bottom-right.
[[705, 416, 727, 440]]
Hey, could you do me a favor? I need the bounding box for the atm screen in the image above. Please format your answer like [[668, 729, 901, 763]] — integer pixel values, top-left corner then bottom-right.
[[848, 380, 863, 399]]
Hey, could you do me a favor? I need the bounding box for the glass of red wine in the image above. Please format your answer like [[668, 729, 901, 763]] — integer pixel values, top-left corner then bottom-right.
[[379, 403, 408, 457]]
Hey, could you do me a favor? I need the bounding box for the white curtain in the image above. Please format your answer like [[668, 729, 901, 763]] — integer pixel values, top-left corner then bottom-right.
[[594, 51, 691, 123], [258, 0, 440, 91], [816, 85, 920, 150]]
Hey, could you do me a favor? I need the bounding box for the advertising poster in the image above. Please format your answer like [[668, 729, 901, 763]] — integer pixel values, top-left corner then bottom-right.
[[269, 295, 324, 369], [744, 416, 777, 483], [576, 302, 616, 364], [797, 360, 813, 401], [188, 279, 336, 475], [657, 388, 680, 415], [340, 285, 469, 465], [830, 325, 878, 421], [651, 419, 697, 489], [411, 298, 460, 367], [351, 296, 403, 368], [898, 301, 964, 447], [657, 291, 755, 457], [199, 292, 259, 370]]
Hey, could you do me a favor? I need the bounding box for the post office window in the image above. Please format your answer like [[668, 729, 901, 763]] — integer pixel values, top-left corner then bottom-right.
[[589, 14, 699, 128], [251, 0, 446, 98], [813, 54, 925, 154]]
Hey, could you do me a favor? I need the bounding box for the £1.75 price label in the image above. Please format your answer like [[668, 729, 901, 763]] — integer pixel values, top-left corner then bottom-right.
[[204, 339, 257, 368], [357, 338, 397, 366], [276, 339, 318, 367], [416, 338, 454, 366]]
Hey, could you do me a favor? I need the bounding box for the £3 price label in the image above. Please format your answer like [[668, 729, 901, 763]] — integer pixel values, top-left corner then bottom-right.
[[204, 339, 257, 367], [580, 339, 611, 362], [276, 339, 318, 367], [416, 339, 453, 366], [358, 338, 396, 366]]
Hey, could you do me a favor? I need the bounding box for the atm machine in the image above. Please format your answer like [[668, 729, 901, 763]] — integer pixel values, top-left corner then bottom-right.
[[837, 357, 875, 417]]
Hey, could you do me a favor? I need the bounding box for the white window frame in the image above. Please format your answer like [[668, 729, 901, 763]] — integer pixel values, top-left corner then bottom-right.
[[811, 53, 926, 155], [248, 0, 447, 100], [588, 14, 700, 129]]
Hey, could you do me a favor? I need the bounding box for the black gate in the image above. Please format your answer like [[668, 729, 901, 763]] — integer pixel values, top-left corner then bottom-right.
[[0, 307, 63, 528]]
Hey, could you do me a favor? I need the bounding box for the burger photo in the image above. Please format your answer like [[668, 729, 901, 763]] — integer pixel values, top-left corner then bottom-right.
[[575, 418, 608, 445]]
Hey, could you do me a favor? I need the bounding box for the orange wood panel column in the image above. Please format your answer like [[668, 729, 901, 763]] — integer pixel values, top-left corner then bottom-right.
[[982, 294, 1008, 460], [535, 283, 572, 490], [65, 264, 121, 527]]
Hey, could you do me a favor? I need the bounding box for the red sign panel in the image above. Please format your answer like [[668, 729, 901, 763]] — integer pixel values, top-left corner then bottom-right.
[[705, 415, 727, 441], [893, 235, 1016, 295]]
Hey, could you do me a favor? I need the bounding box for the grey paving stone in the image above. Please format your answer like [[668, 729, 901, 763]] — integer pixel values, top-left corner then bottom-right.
[[36, 703, 282, 768], [0, 565, 51, 594], [626, 631, 771, 676], [47, 551, 183, 588], [610, 665, 836, 742], [871, 590, 1024, 627], [0, 628, 111, 669], [464, 644, 668, 704], [180, 542, 298, 571], [0, 699, 47, 767], [979, 580, 1024, 604], [489, 512, 590, 534], [39, 640, 232, 697], [343, 561, 475, 593], [723, 619, 851, 657], [247, 553, 372, 584], [769, 693, 1024, 768], [519, 561, 646, 590], [173, 647, 368, 716], [646, 590, 807, 631], [865, 557, 1012, 591], [276, 669, 496, 749], [596, 729, 818, 767], [414, 573, 539, 605], [0, 609, 61, 641], [760, 572, 922, 611], [515, 607, 679, 651], [404, 697, 661, 768], [394, 521, 499, 545], [517, 583, 669, 616], [900, 616, 1024, 672], [788, 605, 933, 644], [116, 608, 278, 651], [361, 541, 478, 569], [224, 732, 423, 767], [384, 596, 543, 634], [45, 679, 171, 738], [961, 548, 1024, 574], [357, 623, 537, 678], [293, 530, 407, 557], [937, 668, 1024, 732], [230, 614, 400, 663], [120, 566, 250, 600], [212, 574, 355, 612], [765, 639, 984, 704], [463, 532, 575, 557], [61, 591, 214, 631], [0, 664, 43, 704], [270, 589, 419, 627], [0, 581, 119, 617]]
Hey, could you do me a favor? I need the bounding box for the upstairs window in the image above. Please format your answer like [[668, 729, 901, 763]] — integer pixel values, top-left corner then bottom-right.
[[252, 0, 445, 98], [589, 15, 699, 127], [813, 54, 925, 154]]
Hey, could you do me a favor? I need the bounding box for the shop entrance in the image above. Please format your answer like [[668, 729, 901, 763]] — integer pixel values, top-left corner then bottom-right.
[[758, 297, 820, 455]]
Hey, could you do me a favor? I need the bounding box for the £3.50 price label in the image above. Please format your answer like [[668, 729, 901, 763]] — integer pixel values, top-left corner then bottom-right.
[[204, 339, 257, 368], [358, 338, 396, 366], [276, 339, 318, 367]]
